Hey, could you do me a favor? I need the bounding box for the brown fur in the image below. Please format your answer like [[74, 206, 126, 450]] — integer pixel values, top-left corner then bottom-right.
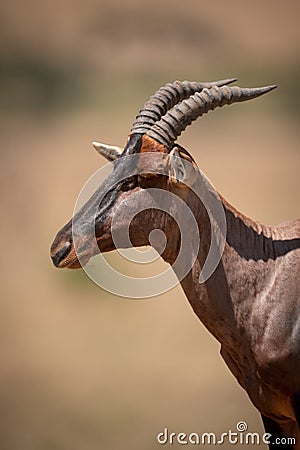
[[140, 134, 169, 153]]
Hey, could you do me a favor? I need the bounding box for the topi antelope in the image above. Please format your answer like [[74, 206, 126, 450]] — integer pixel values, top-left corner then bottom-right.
[[51, 78, 300, 449]]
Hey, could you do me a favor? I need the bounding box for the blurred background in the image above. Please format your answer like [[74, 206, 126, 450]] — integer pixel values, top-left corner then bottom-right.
[[0, 0, 299, 449]]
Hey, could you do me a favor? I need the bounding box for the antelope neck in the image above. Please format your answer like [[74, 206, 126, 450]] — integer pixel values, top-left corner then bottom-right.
[[138, 186, 289, 350]]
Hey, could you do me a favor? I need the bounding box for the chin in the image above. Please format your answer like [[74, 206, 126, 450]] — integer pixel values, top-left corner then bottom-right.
[[67, 260, 84, 269], [62, 252, 92, 269]]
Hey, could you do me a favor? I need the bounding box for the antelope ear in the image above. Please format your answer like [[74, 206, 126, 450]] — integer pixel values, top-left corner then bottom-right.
[[92, 142, 123, 161], [168, 147, 198, 187]]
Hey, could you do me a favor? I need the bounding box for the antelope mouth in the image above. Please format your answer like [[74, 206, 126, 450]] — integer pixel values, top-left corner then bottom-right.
[[50, 238, 96, 269], [51, 241, 72, 267]]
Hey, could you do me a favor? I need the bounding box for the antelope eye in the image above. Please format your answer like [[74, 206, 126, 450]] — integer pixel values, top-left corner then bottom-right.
[[120, 176, 138, 191]]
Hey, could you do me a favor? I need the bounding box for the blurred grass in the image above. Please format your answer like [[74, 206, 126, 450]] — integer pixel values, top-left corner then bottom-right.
[[0, 54, 86, 112], [0, 0, 299, 117], [0, 53, 299, 117]]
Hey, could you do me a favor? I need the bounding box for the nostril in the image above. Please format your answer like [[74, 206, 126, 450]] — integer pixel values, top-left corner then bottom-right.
[[51, 241, 72, 267]]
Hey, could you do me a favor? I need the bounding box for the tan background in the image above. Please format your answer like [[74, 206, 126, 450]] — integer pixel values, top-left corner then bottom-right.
[[0, 1, 299, 449]]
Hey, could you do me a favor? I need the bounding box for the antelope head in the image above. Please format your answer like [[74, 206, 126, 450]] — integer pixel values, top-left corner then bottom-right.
[[50, 78, 276, 270]]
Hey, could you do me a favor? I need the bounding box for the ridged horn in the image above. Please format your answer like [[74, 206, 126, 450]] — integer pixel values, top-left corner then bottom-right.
[[130, 78, 238, 135], [146, 84, 277, 149], [92, 142, 123, 161]]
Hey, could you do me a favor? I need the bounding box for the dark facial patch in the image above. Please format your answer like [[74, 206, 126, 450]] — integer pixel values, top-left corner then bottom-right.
[[122, 133, 144, 156]]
